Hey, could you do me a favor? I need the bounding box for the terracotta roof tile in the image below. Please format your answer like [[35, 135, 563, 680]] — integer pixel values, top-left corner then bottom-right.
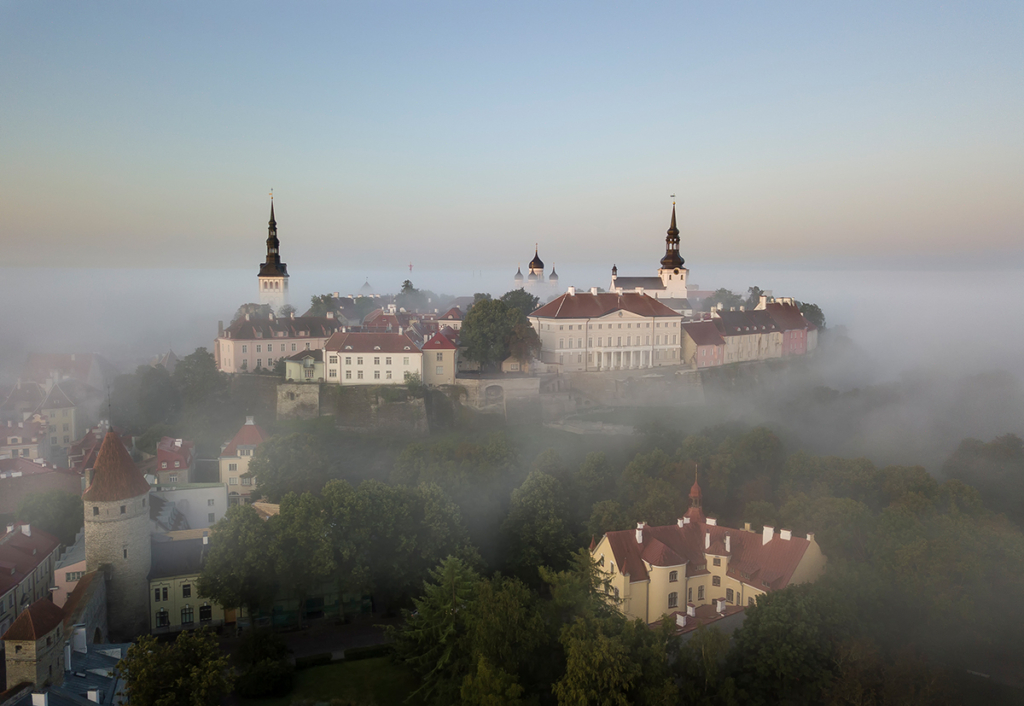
[[682, 321, 725, 347], [324, 332, 421, 354], [220, 420, 268, 458], [82, 431, 151, 502], [531, 292, 681, 319], [1, 597, 64, 641]]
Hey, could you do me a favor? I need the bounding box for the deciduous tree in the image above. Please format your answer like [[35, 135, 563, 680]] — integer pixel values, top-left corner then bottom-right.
[[117, 629, 232, 706]]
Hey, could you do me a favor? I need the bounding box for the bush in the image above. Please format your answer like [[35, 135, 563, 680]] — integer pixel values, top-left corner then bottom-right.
[[236, 628, 289, 667], [235, 658, 294, 698], [343, 643, 392, 661], [294, 652, 333, 670]]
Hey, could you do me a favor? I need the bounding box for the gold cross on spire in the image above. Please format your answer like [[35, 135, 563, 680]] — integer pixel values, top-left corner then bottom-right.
[[269, 188, 274, 201]]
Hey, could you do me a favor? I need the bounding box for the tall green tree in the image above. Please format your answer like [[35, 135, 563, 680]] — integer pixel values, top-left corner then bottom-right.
[[270, 492, 336, 626], [500, 289, 540, 315], [308, 294, 336, 317], [117, 629, 232, 706], [797, 301, 826, 329], [389, 556, 480, 705], [502, 470, 577, 582], [17, 491, 83, 546], [172, 347, 226, 408], [246, 433, 329, 502], [462, 298, 536, 370], [233, 302, 273, 322], [197, 505, 277, 620]]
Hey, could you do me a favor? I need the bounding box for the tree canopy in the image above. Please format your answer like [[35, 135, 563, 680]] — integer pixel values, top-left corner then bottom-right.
[[461, 299, 539, 369], [117, 629, 232, 706], [17, 491, 83, 546]]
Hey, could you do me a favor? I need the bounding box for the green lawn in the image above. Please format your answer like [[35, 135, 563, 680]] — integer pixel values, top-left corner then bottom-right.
[[239, 657, 422, 706]]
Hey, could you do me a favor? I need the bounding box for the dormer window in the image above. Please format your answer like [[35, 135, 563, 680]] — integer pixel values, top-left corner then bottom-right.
[[374, 346, 381, 351]]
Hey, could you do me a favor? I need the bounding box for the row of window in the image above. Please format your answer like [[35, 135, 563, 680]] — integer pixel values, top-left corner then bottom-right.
[[330, 369, 396, 380], [239, 342, 313, 354], [557, 335, 678, 349], [547, 321, 679, 331], [155, 604, 212, 627], [227, 477, 253, 485], [329, 355, 412, 366], [154, 584, 191, 602]]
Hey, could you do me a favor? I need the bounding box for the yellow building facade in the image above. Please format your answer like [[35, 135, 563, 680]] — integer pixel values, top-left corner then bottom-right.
[[593, 479, 826, 625]]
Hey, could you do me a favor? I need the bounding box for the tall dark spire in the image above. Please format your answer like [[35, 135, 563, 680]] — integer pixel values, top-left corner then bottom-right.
[[660, 203, 684, 270], [258, 197, 288, 278]]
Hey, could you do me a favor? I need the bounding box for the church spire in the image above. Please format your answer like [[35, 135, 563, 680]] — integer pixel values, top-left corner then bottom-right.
[[660, 201, 684, 270]]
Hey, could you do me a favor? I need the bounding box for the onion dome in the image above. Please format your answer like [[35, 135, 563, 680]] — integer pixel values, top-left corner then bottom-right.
[[549, 266, 558, 281], [82, 431, 151, 502], [527, 271, 539, 281], [529, 245, 544, 271], [514, 266, 524, 283]]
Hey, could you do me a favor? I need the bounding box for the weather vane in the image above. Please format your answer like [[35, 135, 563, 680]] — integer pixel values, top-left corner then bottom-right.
[[671, 193, 676, 205], [269, 188, 274, 201]]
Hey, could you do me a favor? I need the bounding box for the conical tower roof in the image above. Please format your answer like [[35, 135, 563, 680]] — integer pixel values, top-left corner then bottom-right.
[[82, 431, 151, 502]]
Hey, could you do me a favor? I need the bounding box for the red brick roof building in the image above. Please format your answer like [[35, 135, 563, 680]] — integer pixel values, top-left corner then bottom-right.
[[219, 417, 268, 505], [0, 524, 62, 639], [529, 289, 685, 373], [155, 437, 195, 485], [592, 475, 826, 626], [323, 332, 423, 386]]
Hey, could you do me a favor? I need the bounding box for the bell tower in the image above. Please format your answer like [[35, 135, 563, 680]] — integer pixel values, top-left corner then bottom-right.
[[657, 202, 688, 296], [258, 196, 289, 311]]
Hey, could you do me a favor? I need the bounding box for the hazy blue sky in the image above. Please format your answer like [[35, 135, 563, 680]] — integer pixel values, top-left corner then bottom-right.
[[2, 1, 1022, 275]]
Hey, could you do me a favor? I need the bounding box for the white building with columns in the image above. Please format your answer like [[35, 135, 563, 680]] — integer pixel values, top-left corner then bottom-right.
[[529, 288, 684, 373]]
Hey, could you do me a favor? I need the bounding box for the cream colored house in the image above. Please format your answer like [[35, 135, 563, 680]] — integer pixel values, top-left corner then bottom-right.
[[218, 417, 267, 505], [150, 537, 227, 634], [529, 289, 684, 373], [322, 332, 423, 386], [421, 332, 458, 386], [215, 313, 343, 374], [283, 349, 325, 383], [592, 478, 826, 625]]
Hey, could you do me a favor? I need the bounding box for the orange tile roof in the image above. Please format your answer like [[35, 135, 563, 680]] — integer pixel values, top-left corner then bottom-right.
[[221, 420, 268, 458], [1, 597, 64, 641], [82, 431, 151, 502]]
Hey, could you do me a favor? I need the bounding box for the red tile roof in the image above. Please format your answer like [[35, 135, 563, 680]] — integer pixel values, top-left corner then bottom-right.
[[220, 419, 268, 458], [0, 525, 61, 598], [440, 307, 463, 321], [220, 315, 344, 341], [600, 519, 811, 592], [421, 332, 458, 351], [82, 431, 151, 502], [156, 437, 195, 468], [531, 292, 681, 319], [765, 302, 809, 331], [682, 321, 725, 347], [325, 332, 421, 354], [1, 597, 64, 641]]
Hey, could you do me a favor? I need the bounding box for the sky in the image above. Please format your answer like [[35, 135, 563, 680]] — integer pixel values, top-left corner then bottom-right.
[[2, 1, 1022, 276]]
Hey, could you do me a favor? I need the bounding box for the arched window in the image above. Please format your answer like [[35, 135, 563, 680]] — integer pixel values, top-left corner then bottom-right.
[[668, 570, 678, 583], [668, 592, 678, 609], [156, 609, 169, 628], [181, 605, 194, 625]]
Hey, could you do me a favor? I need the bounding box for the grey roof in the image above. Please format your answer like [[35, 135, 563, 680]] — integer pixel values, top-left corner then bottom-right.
[[150, 537, 207, 580], [653, 297, 692, 312], [150, 495, 190, 533], [56, 534, 86, 569], [613, 277, 665, 291], [6, 643, 131, 706]]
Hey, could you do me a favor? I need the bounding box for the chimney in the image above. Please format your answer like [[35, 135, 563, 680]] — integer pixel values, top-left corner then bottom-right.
[[635, 522, 645, 544], [31, 694, 47, 706], [705, 531, 710, 549], [725, 534, 731, 553], [327, 311, 334, 319], [64, 642, 72, 672], [72, 625, 87, 653], [677, 518, 685, 528], [682, 516, 690, 525], [706, 517, 717, 526], [762, 526, 774, 546], [290, 311, 295, 319], [780, 529, 792, 541], [743, 522, 751, 532], [218, 320, 224, 336], [333, 292, 339, 298], [87, 689, 100, 703], [806, 532, 815, 543], [21, 523, 31, 537], [758, 295, 768, 310], [637, 287, 644, 296], [590, 287, 598, 295], [245, 416, 254, 425], [716, 598, 725, 614], [245, 313, 250, 320], [568, 286, 576, 296], [739, 305, 745, 312], [686, 603, 696, 617], [676, 613, 687, 628], [202, 531, 209, 546], [5, 524, 13, 534]]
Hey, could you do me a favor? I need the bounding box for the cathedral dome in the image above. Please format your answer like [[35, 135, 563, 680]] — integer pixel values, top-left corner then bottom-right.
[[514, 267, 524, 282], [549, 267, 559, 281], [529, 246, 544, 271]]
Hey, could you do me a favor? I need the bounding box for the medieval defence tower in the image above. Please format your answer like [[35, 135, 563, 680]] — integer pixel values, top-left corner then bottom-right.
[[83, 431, 152, 640]]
